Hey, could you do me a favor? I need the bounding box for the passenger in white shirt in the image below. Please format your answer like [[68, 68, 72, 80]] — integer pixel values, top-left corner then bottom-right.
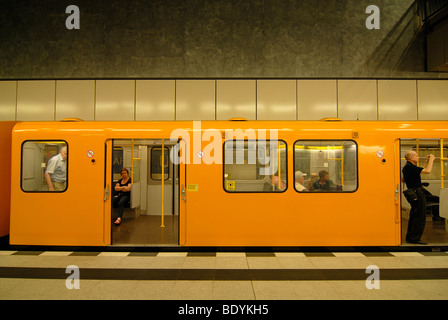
[[45, 146, 67, 191]]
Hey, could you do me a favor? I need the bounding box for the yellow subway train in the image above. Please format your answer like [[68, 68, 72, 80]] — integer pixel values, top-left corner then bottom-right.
[[1, 119, 447, 247]]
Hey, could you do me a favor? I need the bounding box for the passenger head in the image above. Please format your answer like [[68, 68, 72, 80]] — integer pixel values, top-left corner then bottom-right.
[[121, 167, 129, 178], [60, 146, 67, 160], [319, 170, 329, 181], [295, 171, 307, 184], [405, 150, 418, 164]]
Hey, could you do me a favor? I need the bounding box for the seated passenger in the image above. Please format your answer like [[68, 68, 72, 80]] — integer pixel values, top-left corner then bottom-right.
[[113, 167, 132, 225], [306, 173, 318, 191], [312, 170, 335, 191], [294, 171, 307, 192], [264, 174, 286, 191]]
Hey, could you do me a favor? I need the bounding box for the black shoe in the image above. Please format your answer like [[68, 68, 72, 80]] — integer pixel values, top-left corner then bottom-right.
[[433, 216, 444, 221], [406, 240, 427, 245]]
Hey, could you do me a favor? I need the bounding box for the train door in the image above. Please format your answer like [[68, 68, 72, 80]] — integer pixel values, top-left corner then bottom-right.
[[104, 139, 113, 245], [109, 139, 180, 246], [400, 138, 448, 245], [393, 139, 402, 245]]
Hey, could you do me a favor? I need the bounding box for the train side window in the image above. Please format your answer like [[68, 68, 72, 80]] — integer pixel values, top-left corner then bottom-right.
[[224, 140, 287, 192], [293, 140, 357, 193], [21, 141, 68, 192]]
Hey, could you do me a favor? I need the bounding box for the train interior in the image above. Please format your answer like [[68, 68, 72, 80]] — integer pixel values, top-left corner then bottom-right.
[[400, 139, 448, 245], [111, 139, 179, 246]]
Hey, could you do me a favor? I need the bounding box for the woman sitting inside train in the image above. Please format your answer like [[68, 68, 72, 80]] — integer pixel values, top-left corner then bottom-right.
[[113, 167, 132, 226]]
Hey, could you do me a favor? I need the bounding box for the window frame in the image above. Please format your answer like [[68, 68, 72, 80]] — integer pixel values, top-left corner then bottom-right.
[[292, 139, 359, 193], [222, 139, 288, 193], [20, 139, 69, 193]]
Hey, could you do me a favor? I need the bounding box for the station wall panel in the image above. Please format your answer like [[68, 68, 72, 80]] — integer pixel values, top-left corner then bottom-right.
[[176, 80, 215, 120], [136, 80, 175, 121], [1, 79, 447, 122], [95, 80, 135, 121], [338, 80, 377, 120], [297, 80, 337, 120], [56, 80, 95, 121], [216, 80, 256, 120], [0, 81, 16, 121], [16, 81, 55, 121], [417, 80, 448, 120], [257, 80, 296, 120], [378, 80, 417, 120]]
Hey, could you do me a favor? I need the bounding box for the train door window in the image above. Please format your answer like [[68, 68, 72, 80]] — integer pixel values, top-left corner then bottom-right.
[[293, 140, 357, 192], [21, 141, 68, 192], [150, 147, 170, 180], [113, 146, 124, 181], [224, 140, 287, 192]]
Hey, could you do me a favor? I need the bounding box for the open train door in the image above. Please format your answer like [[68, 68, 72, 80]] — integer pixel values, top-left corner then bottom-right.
[[103, 139, 113, 245], [178, 139, 187, 246], [394, 138, 402, 245]]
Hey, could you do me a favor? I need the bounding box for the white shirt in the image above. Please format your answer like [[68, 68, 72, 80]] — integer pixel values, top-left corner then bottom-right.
[[295, 182, 306, 192], [46, 153, 66, 182]]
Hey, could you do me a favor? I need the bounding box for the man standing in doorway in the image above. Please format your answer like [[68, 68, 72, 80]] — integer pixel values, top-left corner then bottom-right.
[[402, 150, 435, 245]]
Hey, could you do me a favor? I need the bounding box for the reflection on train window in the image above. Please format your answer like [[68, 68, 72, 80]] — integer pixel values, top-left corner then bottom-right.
[[224, 140, 287, 192], [21, 141, 68, 192], [113, 146, 124, 181], [151, 147, 169, 180], [293, 140, 357, 192]]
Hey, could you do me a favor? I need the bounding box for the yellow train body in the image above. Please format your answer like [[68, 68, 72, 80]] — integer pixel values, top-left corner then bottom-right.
[[4, 120, 448, 247]]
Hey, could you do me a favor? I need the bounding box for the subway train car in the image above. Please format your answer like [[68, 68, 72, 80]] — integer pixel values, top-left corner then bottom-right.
[[4, 119, 448, 247]]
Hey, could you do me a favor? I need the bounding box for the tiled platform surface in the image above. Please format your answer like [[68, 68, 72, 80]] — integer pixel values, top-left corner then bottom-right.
[[1, 249, 448, 300]]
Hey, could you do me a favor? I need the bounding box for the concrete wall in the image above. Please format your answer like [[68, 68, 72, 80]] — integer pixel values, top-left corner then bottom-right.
[[1, 0, 447, 79]]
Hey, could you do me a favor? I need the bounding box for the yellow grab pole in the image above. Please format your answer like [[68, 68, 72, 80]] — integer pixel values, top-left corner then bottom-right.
[[161, 139, 165, 228], [131, 139, 134, 183]]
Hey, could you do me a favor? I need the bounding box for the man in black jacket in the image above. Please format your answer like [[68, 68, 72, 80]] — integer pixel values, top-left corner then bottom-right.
[[402, 151, 435, 245]]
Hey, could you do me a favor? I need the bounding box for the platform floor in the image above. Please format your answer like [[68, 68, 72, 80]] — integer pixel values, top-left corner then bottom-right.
[[1, 248, 447, 301]]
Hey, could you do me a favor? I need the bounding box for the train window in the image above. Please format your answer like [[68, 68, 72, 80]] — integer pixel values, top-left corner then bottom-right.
[[224, 140, 287, 192], [21, 141, 68, 192], [151, 147, 169, 180], [293, 140, 357, 192]]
